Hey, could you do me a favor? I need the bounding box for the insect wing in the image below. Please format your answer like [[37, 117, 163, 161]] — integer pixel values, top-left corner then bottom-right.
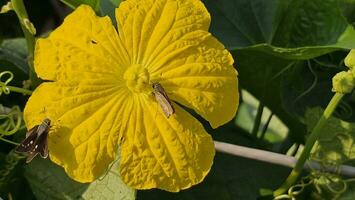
[[15, 125, 39, 153], [26, 151, 39, 163], [37, 129, 49, 158], [153, 83, 175, 118], [16, 118, 51, 163]]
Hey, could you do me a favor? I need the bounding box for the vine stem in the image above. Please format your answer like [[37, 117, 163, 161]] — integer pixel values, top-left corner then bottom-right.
[[273, 92, 344, 196], [11, 0, 40, 87], [6, 85, 32, 95]]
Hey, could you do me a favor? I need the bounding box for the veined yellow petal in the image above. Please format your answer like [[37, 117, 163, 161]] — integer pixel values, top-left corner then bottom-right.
[[155, 34, 238, 128], [116, 0, 238, 128], [26, 0, 237, 191], [24, 81, 129, 182], [24, 83, 56, 129], [35, 5, 130, 81], [116, 0, 210, 64], [119, 96, 215, 192]]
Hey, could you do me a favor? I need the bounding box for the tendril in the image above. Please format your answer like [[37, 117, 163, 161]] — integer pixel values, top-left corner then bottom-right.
[[312, 58, 342, 69], [293, 60, 318, 104], [325, 176, 346, 195], [308, 161, 352, 198], [275, 159, 354, 200], [0, 105, 24, 135], [274, 176, 313, 200], [0, 105, 24, 145], [0, 70, 33, 95], [0, 71, 14, 95]]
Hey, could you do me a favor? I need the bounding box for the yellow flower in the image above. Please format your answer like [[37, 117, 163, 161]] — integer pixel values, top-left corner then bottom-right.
[[24, 0, 238, 192]]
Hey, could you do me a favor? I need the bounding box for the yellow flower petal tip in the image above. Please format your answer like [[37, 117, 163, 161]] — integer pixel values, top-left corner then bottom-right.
[[25, 0, 239, 192]]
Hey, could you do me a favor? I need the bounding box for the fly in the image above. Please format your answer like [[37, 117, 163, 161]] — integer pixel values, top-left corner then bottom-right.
[[15, 118, 51, 163]]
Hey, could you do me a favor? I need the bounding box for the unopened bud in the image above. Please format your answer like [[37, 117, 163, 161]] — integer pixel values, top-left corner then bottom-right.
[[332, 71, 355, 94]]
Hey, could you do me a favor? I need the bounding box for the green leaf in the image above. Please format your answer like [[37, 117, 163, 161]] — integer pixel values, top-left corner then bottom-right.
[[60, 0, 101, 12], [0, 38, 28, 75], [232, 50, 307, 142], [100, 0, 121, 22], [25, 158, 135, 200], [0, 151, 35, 200], [280, 58, 341, 120], [203, 0, 355, 59], [81, 160, 136, 200], [203, 0, 355, 141], [306, 107, 355, 164], [0, 38, 30, 107], [203, 0, 289, 47]]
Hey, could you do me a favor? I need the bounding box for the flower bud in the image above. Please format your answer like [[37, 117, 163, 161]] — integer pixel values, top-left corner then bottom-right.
[[332, 71, 355, 94]]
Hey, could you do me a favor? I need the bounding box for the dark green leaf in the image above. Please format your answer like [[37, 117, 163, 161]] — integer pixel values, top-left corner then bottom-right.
[[60, 0, 101, 12], [232, 50, 307, 142], [0, 151, 35, 200], [203, 0, 355, 59], [273, 0, 347, 47], [280, 59, 339, 120], [203, 0, 289, 47], [100, 0, 121, 22], [203, 0, 355, 141], [0, 38, 28, 75]]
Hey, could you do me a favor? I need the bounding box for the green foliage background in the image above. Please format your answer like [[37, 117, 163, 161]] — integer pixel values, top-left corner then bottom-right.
[[1, 0, 355, 199]]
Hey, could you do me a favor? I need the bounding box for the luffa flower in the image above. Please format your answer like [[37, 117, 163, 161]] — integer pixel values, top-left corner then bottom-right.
[[24, 0, 238, 192]]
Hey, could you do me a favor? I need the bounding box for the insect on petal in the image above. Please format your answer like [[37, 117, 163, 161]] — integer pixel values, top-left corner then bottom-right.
[[152, 83, 175, 118], [16, 119, 51, 163]]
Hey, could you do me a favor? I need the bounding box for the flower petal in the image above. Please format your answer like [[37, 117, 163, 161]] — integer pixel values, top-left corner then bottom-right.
[[35, 5, 129, 81], [24, 81, 129, 182], [116, 0, 210, 64], [116, 0, 238, 128], [156, 34, 238, 128], [119, 96, 215, 192]]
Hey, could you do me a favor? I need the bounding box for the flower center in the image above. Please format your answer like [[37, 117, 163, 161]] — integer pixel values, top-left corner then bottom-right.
[[123, 64, 151, 93]]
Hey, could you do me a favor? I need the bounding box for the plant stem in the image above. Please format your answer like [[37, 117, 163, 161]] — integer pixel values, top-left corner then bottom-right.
[[11, 0, 40, 87], [252, 102, 264, 137], [273, 92, 344, 196], [6, 85, 32, 95]]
